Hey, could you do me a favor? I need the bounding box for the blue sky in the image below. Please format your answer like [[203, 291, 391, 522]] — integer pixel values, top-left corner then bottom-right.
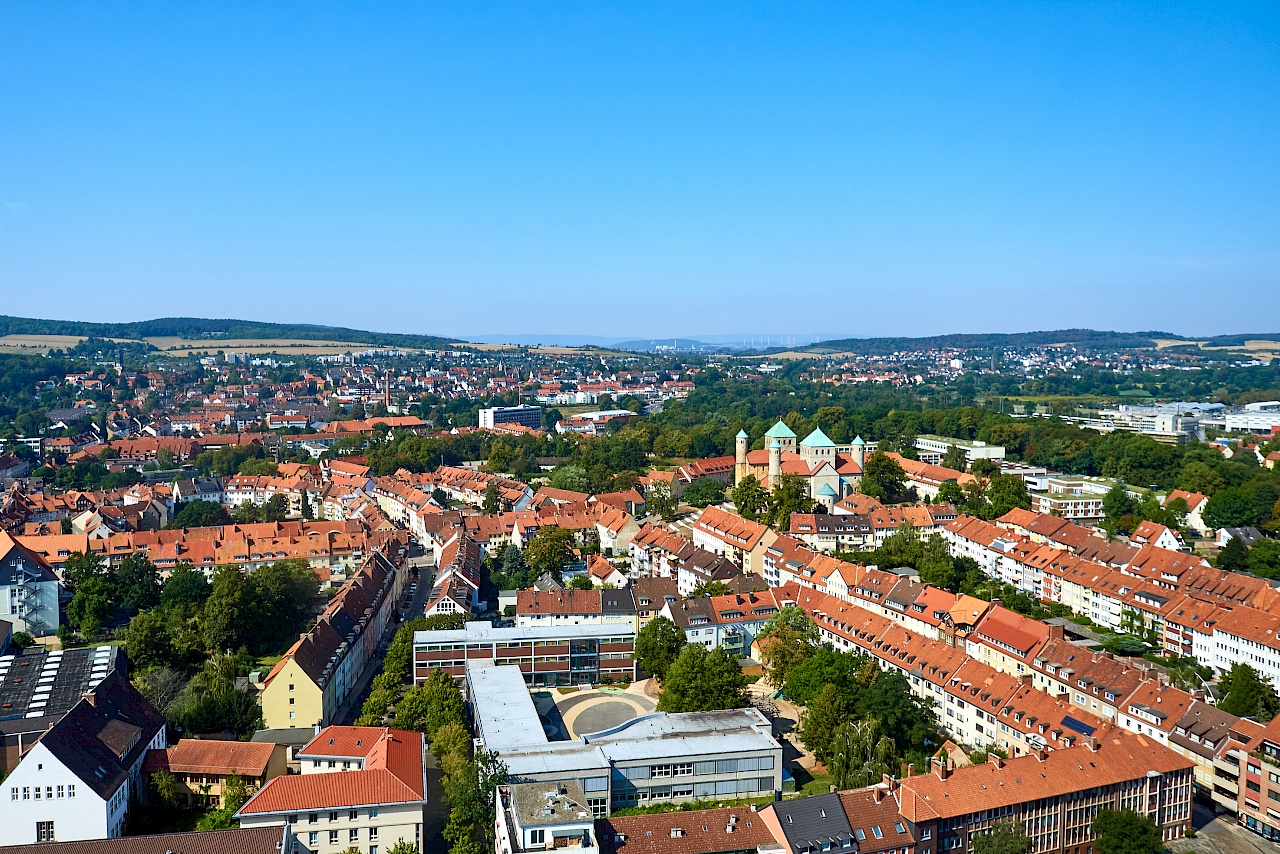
[[1, 3, 1277, 341]]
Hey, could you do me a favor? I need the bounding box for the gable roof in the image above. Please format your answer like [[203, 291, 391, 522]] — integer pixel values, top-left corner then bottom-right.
[[0, 826, 289, 854], [38, 670, 167, 800], [237, 726, 424, 814], [143, 739, 278, 778]]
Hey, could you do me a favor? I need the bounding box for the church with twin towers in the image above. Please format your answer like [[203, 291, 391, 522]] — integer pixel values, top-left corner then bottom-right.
[[733, 420, 866, 509]]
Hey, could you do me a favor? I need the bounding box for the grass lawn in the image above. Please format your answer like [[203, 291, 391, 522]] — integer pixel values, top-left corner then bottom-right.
[[790, 765, 834, 798]]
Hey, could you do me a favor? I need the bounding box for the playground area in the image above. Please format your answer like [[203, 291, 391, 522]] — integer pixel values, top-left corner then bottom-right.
[[532, 683, 657, 740]]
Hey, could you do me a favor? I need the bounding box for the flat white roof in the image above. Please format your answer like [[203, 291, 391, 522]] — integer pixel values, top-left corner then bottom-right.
[[467, 659, 548, 753]]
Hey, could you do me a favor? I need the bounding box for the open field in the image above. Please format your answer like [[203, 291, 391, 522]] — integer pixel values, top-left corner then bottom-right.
[[0, 333, 140, 353], [1153, 338, 1208, 350], [144, 336, 417, 355]]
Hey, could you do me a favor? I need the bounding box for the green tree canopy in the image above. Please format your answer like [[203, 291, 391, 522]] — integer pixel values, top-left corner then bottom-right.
[[116, 552, 160, 611], [635, 615, 686, 682], [524, 526, 576, 577], [860, 452, 907, 501], [973, 822, 1032, 854], [1217, 662, 1280, 720], [730, 474, 768, 522], [168, 499, 232, 529], [1091, 809, 1163, 854], [161, 563, 211, 613], [755, 606, 820, 686], [828, 719, 899, 790], [799, 683, 850, 765], [657, 644, 748, 713], [683, 477, 726, 508]]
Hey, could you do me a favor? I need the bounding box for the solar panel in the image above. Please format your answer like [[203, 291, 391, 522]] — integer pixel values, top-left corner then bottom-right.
[[1062, 715, 1095, 736]]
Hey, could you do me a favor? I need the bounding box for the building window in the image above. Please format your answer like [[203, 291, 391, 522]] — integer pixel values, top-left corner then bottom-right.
[[350, 828, 359, 842], [308, 832, 318, 845], [329, 830, 339, 844], [350, 810, 359, 821], [369, 826, 379, 840], [309, 813, 318, 824], [56, 786, 64, 799], [329, 812, 338, 822], [36, 822, 55, 842]]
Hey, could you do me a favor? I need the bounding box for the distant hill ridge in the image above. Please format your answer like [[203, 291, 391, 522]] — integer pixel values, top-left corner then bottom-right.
[[0, 315, 460, 350], [807, 329, 1280, 356]]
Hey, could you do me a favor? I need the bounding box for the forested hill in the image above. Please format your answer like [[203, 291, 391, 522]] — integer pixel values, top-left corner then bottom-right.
[[808, 329, 1176, 355], [0, 315, 460, 349]]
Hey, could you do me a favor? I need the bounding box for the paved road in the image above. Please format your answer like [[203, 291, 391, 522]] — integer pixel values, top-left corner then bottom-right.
[[332, 556, 430, 726]]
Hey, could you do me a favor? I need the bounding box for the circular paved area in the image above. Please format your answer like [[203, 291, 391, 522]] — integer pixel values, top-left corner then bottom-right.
[[556, 690, 655, 738]]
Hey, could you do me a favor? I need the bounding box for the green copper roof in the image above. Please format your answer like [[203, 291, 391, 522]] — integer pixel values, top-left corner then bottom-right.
[[851, 435, 866, 445], [736, 429, 749, 439], [816, 483, 839, 496], [764, 420, 797, 439], [800, 427, 836, 448], [768, 438, 782, 449]]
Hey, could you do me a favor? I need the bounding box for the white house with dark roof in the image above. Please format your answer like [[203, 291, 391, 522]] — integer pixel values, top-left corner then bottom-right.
[[0, 671, 166, 844]]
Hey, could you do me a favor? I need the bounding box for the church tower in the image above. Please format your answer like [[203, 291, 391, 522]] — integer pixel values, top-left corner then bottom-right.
[[768, 438, 782, 488], [734, 430, 749, 485], [851, 436, 866, 469]]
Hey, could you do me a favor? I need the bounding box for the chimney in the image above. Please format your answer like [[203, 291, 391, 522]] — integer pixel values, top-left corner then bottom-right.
[[989, 754, 1004, 769], [932, 757, 950, 781], [1085, 736, 1099, 752], [829, 784, 837, 793], [1020, 673, 1033, 686], [1047, 623, 1065, 641], [1034, 748, 1047, 762], [873, 788, 885, 804], [906, 763, 915, 778]]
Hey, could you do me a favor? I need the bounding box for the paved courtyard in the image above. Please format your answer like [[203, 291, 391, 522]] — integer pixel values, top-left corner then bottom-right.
[[536, 685, 657, 739]]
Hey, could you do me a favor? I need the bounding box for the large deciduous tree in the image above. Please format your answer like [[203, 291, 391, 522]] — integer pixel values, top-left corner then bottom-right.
[[656, 644, 748, 713], [635, 616, 686, 682]]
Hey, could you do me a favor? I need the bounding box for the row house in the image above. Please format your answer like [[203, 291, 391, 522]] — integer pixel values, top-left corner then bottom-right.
[[788, 512, 874, 552], [516, 588, 639, 632], [258, 544, 408, 730], [692, 506, 778, 578], [424, 533, 483, 617], [659, 590, 780, 657], [628, 524, 692, 579]]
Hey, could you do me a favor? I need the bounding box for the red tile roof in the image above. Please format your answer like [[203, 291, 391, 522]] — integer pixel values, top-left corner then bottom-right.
[[237, 727, 424, 815]]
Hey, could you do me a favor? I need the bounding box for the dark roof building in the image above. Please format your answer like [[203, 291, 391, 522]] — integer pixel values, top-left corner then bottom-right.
[[0, 825, 291, 854]]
